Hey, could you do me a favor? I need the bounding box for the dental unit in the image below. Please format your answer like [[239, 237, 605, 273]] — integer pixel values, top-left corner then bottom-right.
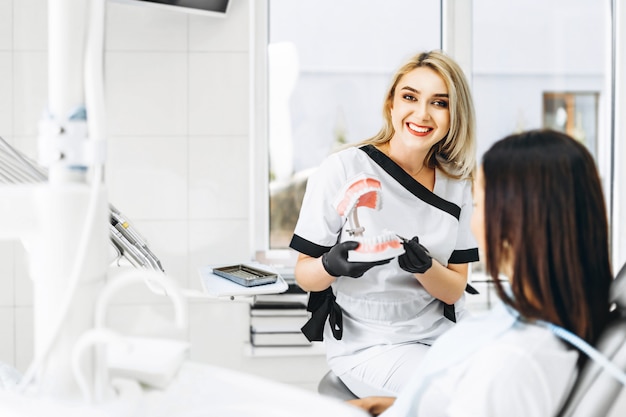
[[0, 1, 367, 416], [333, 173, 405, 262], [0, 135, 164, 273]]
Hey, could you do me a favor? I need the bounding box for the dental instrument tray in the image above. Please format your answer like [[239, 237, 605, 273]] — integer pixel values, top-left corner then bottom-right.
[[212, 264, 279, 287]]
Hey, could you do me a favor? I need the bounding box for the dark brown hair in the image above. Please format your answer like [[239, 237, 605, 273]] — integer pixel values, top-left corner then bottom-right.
[[482, 129, 612, 343]]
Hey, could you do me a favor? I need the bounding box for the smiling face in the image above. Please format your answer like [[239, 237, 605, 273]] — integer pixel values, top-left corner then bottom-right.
[[389, 66, 451, 153]]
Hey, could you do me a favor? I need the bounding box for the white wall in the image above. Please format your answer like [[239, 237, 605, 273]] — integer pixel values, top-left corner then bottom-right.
[[0, 0, 327, 391]]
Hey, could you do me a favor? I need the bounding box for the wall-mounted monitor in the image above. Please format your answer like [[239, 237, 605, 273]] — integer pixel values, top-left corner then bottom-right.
[[111, 0, 230, 18]]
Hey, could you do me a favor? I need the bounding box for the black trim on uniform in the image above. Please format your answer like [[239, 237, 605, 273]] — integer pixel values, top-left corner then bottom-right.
[[448, 248, 480, 264], [289, 234, 332, 258], [301, 287, 343, 342], [360, 144, 461, 220], [465, 283, 479, 294], [288, 236, 344, 342], [443, 282, 481, 323], [443, 303, 456, 322]]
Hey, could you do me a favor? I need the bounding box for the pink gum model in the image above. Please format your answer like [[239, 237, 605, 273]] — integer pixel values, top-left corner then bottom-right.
[[333, 174, 405, 262]]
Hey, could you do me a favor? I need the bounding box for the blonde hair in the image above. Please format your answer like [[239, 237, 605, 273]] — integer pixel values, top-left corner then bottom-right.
[[358, 50, 476, 179]]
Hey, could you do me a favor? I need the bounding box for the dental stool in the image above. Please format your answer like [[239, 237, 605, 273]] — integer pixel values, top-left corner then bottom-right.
[[557, 261, 626, 417], [318, 370, 358, 401]]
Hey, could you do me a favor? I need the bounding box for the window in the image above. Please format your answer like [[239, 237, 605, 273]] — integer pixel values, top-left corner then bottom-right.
[[468, 0, 612, 278], [470, 0, 610, 165], [254, 0, 621, 269], [259, 0, 442, 251]]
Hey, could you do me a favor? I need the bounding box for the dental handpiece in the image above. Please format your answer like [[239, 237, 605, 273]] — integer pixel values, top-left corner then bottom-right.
[[111, 225, 163, 271], [110, 225, 150, 269], [110, 209, 164, 271]]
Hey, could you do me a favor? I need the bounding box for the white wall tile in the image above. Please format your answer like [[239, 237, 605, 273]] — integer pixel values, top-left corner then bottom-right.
[[106, 135, 188, 220], [0, 241, 15, 307], [188, 52, 249, 136], [0, 52, 12, 135], [106, 1, 188, 52], [105, 52, 188, 136], [12, 135, 38, 160], [188, 219, 250, 293], [0, 307, 15, 366], [14, 244, 33, 307], [130, 219, 190, 286], [189, 136, 249, 219], [189, 0, 249, 52], [12, 51, 47, 137], [0, 0, 12, 50], [13, 0, 47, 51], [14, 306, 33, 372]]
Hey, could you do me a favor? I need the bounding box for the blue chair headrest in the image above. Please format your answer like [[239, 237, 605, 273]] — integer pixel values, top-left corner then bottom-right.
[[610, 262, 626, 310]]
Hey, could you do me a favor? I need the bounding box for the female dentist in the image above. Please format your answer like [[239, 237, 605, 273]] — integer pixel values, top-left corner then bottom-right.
[[289, 50, 478, 397]]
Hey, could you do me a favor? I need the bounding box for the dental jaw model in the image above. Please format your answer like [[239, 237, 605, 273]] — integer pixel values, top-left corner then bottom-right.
[[334, 174, 405, 262]]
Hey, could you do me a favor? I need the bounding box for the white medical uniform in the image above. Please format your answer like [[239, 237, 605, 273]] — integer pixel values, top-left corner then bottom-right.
[[290, 145, 478, 396], [382, 301, 579, 417]]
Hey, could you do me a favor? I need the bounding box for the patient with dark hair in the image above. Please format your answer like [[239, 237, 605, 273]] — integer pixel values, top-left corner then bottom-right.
[[349, 129, 613, 416]]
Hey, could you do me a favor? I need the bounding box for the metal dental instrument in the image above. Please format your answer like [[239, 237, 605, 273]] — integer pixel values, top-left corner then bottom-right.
[[0, 134, 165, 272], [395, 234, 409, 243], [110, 206, 164, 271]]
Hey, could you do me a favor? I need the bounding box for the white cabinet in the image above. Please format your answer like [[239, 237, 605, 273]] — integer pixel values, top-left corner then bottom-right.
[[187, 297, 327, 392]]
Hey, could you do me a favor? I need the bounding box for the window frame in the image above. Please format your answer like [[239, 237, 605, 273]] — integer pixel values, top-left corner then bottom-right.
[[611, 0, 626, 269], [250, 0, 270, 258], [251, 0, 624, 269], [250, 0, 448, 264]]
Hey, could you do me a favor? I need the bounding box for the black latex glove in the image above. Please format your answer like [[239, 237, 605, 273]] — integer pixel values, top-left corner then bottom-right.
[[322, 241, 391, 278], [398, 236, 432, 274]]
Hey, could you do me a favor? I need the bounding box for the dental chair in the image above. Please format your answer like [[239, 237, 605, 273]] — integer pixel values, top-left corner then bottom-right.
[[557, 261, 626, 417], [318, 262, 626, 416]]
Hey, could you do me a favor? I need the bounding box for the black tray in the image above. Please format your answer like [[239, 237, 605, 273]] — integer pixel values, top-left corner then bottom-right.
[[212, 264, 278, 287]]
